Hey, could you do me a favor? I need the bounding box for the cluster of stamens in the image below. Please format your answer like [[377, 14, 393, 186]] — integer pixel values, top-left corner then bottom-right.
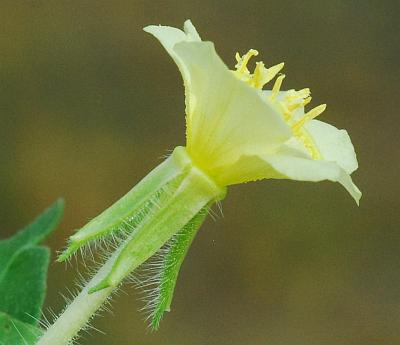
[[234, 49, 326, 159]]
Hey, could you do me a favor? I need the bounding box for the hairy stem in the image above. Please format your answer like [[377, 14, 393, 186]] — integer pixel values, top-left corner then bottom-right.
[[37, 248, 120, 345]]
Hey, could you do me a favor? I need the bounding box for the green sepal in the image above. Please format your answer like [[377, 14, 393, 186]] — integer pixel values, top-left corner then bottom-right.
[[58, 147, 192, 262], [0, 311, 43, 345], [149, 205, 210, 330], [89, 148, 226, 293]]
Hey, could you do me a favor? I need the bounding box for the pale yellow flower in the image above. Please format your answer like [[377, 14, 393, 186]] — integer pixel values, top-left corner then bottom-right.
[[144, 20, 361, 204], [40, 22, 363, 345]]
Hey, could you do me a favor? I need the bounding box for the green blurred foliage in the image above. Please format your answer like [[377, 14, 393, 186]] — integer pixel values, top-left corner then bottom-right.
[[0, 312, 42, 345], [0, 200, 64, 344], [0, 1, 398, 344]]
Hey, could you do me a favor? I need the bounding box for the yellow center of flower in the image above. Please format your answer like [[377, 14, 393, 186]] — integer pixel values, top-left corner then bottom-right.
[[234, 50, 326, 160]]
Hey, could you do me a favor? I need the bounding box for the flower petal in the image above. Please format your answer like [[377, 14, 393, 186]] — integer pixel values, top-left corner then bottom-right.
[[215, 145, 361, 204], [143, 20, 201, 71], [265, 153, 361, 204], [172, 40, 292, 173], [212, 154, 286, 186], [304, 120, 358, 174], [183, 20, 201, 41]]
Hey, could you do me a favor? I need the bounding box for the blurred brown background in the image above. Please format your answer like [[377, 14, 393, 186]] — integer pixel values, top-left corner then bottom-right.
[[0, 1, 399, 344]]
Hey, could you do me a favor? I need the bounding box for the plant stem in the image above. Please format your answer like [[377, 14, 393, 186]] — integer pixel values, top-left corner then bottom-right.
[[36, 249, 119, 345]]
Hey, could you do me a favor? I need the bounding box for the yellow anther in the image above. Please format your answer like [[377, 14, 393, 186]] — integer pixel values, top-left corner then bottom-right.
[[303, 103, 326, 121], [292, 104, 326, 130], [284, 88, 310, 103], [269, 74, 285, 100], [251, 61, 265, 88], [235, 52, 241, 62], [287, 96, 312, 111], [232, 49, 323, 161], [297, 88, 311, 99], [233, 49, 285, 90], [235, 49, 259, 74], [263, 62, 285, 85], [302, 96, 312, 107], [244, 61, 285, 90]]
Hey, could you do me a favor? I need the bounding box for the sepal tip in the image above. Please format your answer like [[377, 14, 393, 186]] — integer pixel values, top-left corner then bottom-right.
[[88, 279, 112, 294]]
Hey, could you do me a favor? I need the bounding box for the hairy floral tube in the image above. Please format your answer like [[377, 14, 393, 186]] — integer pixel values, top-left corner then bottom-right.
[[37, 147, 225, 345]]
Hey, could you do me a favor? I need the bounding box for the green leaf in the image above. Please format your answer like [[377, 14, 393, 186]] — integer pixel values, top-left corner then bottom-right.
[[0, 311, 42, 345], [0, 199, 64, 326], [0, 246, 50, 325], [0, 199, 64, 276]]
